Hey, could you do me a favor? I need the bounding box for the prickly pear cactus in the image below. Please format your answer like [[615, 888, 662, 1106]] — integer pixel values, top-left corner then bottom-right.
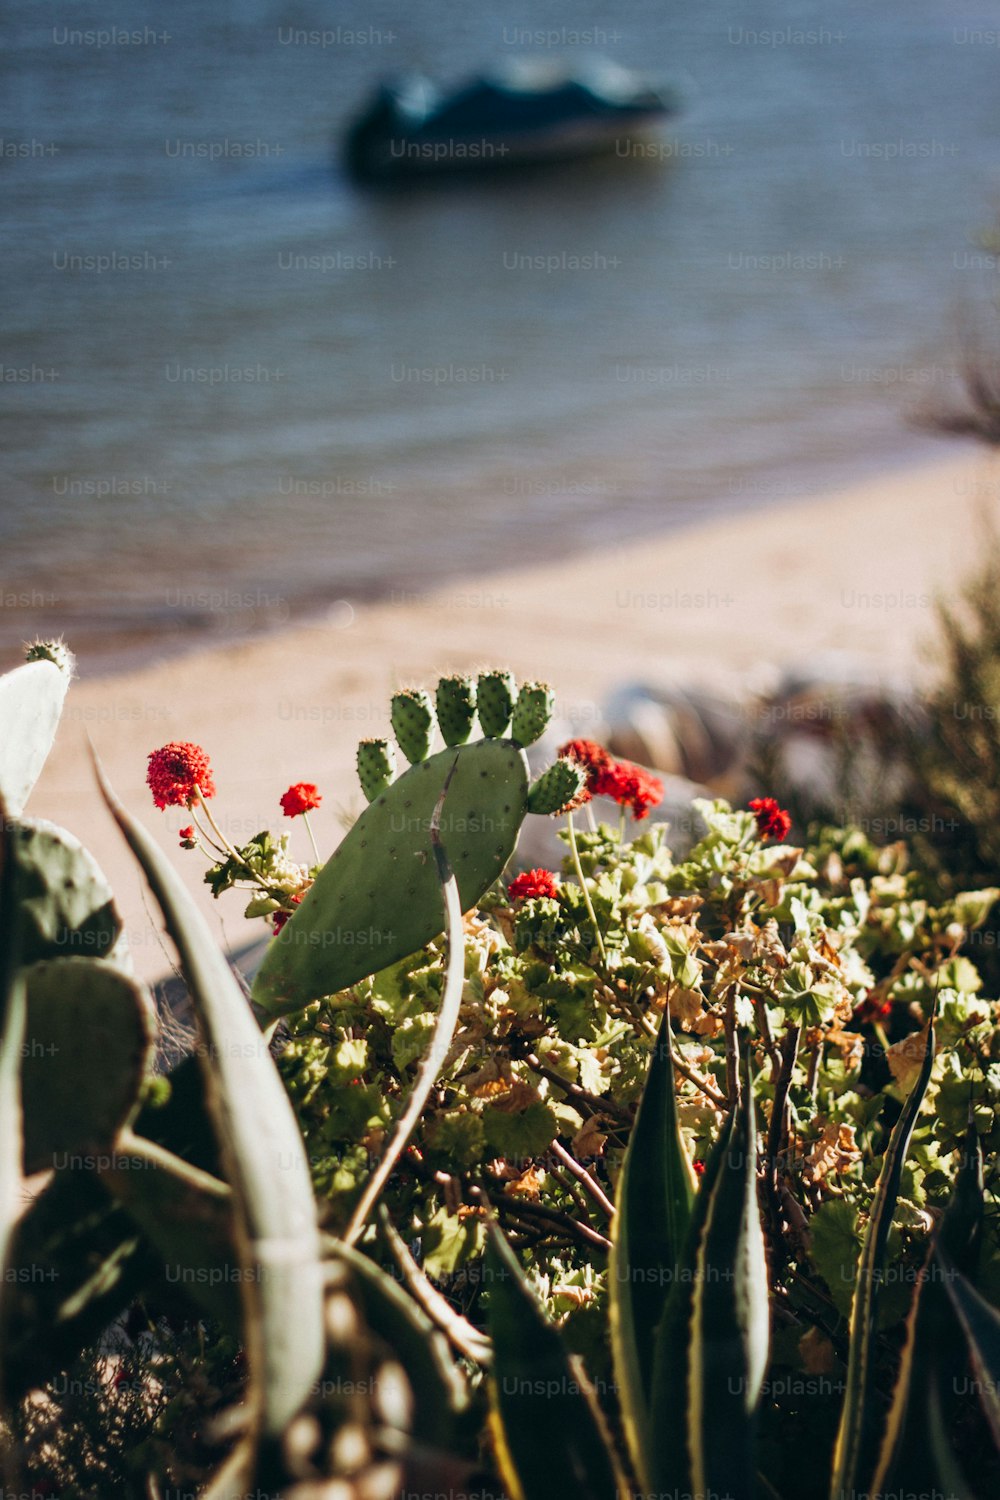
[[10, 818, 121, 966], [252, 673, 572, 1016], [0, 640, 74, 817]]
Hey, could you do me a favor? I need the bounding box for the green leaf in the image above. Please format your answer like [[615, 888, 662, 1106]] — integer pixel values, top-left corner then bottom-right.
[[93, 753, 325, 1444], [650, 1042, 770, 1500], [485, 1222, 621, 1500], [939, 1253, 1000, 1449], [609, 1011, 694, 1489], [0, 654, 70, 817], [482, 1100, 558, 1158], [809, 1200, 862, 1319], [829, 1004, 936, 1500], [331, 1236, 467, 1448]]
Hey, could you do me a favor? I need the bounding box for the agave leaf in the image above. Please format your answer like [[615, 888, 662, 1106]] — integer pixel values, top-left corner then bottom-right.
[[871, 1122, 988, 1498], [328, 1235, 467, 1448], [829, 1008, 936, 1500], [609, 1010, 694, 1488], [939, 1253, 1000, 1449], [649, 1041, 768, 1500], [688, 1041, 769, 1500], [93, 753, 324, 1442], [485, 1221, 623, 1500]]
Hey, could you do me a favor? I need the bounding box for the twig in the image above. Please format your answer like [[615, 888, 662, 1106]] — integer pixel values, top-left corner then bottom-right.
[[550, 1138, 615, 1219], [522, 1051, 632, 1123], [493, 1196, 612, 1253]]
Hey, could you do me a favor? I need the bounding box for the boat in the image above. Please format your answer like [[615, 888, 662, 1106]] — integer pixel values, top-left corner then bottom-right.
[[344, 57, 679, 184]]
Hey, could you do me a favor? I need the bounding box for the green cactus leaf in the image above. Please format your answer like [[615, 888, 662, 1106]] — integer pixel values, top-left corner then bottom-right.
[[21, 957, 155, 1175], [9, 817, 121, 965], [357, 737, 396, 802], [252, 737, 529, 1016], [485, 1221, 622, 1500], [391, 688, 434, 764], [527, 758, 586, 815], [609, 1013, 694, 1490], [511, 681, 554, 747], [0, 654, 72, 817], [436, 674, 477, 746], [476, 670, 516, 738]]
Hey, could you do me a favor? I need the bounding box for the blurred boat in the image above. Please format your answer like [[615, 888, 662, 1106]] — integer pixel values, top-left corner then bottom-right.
[[344, 58, 679, 183]]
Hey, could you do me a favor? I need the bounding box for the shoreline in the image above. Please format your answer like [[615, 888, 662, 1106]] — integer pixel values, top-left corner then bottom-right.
[[22, 442, 1000, 982]]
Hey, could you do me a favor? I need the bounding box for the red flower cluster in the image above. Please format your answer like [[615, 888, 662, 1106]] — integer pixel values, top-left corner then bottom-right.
[[508, 868, 560, 903], [692, 1160, 706, 1177], [748, 796, 792, 842], [272, 892, 304, 935], [178, 826, 197, 849], [558, 739, 664, 821], [853, 991, 892, 1025], [280, 782, 322, 818], [147, 742, 215, 810]]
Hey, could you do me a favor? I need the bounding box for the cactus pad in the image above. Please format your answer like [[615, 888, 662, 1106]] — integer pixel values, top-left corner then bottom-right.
[[0, 650, 73, 817], [527, 757, 587, 816], [252, 737, 529, 1014], [391, 689, 435, 765], [511, 682, 554, 747], [21, 958, 155, 1174], [436, 675, 477, 746], [476, 670, 516, 738], [357, 738, 396, 803], [10, 818, 121, 965]]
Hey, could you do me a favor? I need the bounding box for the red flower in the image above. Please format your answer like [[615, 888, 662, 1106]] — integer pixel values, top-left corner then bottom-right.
[[280, 782, 322, 818], [693, 1160, 706, 1177], [272, 892, 304, 935], [593, 760, 664, 821], [178, 826, 197, 849], [508, 868, 560, 903], [147, 742, 215, 810], [558, 738, 613, 791], [853, 991, 892, 1025], [748, 797, 792, 842]]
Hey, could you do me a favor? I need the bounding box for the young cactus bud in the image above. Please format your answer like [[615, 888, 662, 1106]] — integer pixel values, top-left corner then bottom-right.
[[25, 638, 76, 677], [526, 758, 587, 815], [511, 681, 554, 747], [357, 738, 397, 802], [436, 675, 477, 746], [476, 670, 516, 738], [390, 689, 434, 764]]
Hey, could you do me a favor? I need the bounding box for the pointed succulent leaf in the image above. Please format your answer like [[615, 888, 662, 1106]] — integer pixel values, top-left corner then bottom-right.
[[94, 754, 325, 1443], [829, 1007, 936, 1500], [610, 1011, 694, 1489], [486, 1221, 622, 1500]]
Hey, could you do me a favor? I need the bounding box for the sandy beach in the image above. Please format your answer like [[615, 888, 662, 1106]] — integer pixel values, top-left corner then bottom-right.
[[16, 443, 999, 982]]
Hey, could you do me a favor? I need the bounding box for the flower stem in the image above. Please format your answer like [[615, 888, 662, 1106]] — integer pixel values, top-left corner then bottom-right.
[[194, 789, 261, 884], [566, 812, 607, 965], [302, 810, 321, 868]]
